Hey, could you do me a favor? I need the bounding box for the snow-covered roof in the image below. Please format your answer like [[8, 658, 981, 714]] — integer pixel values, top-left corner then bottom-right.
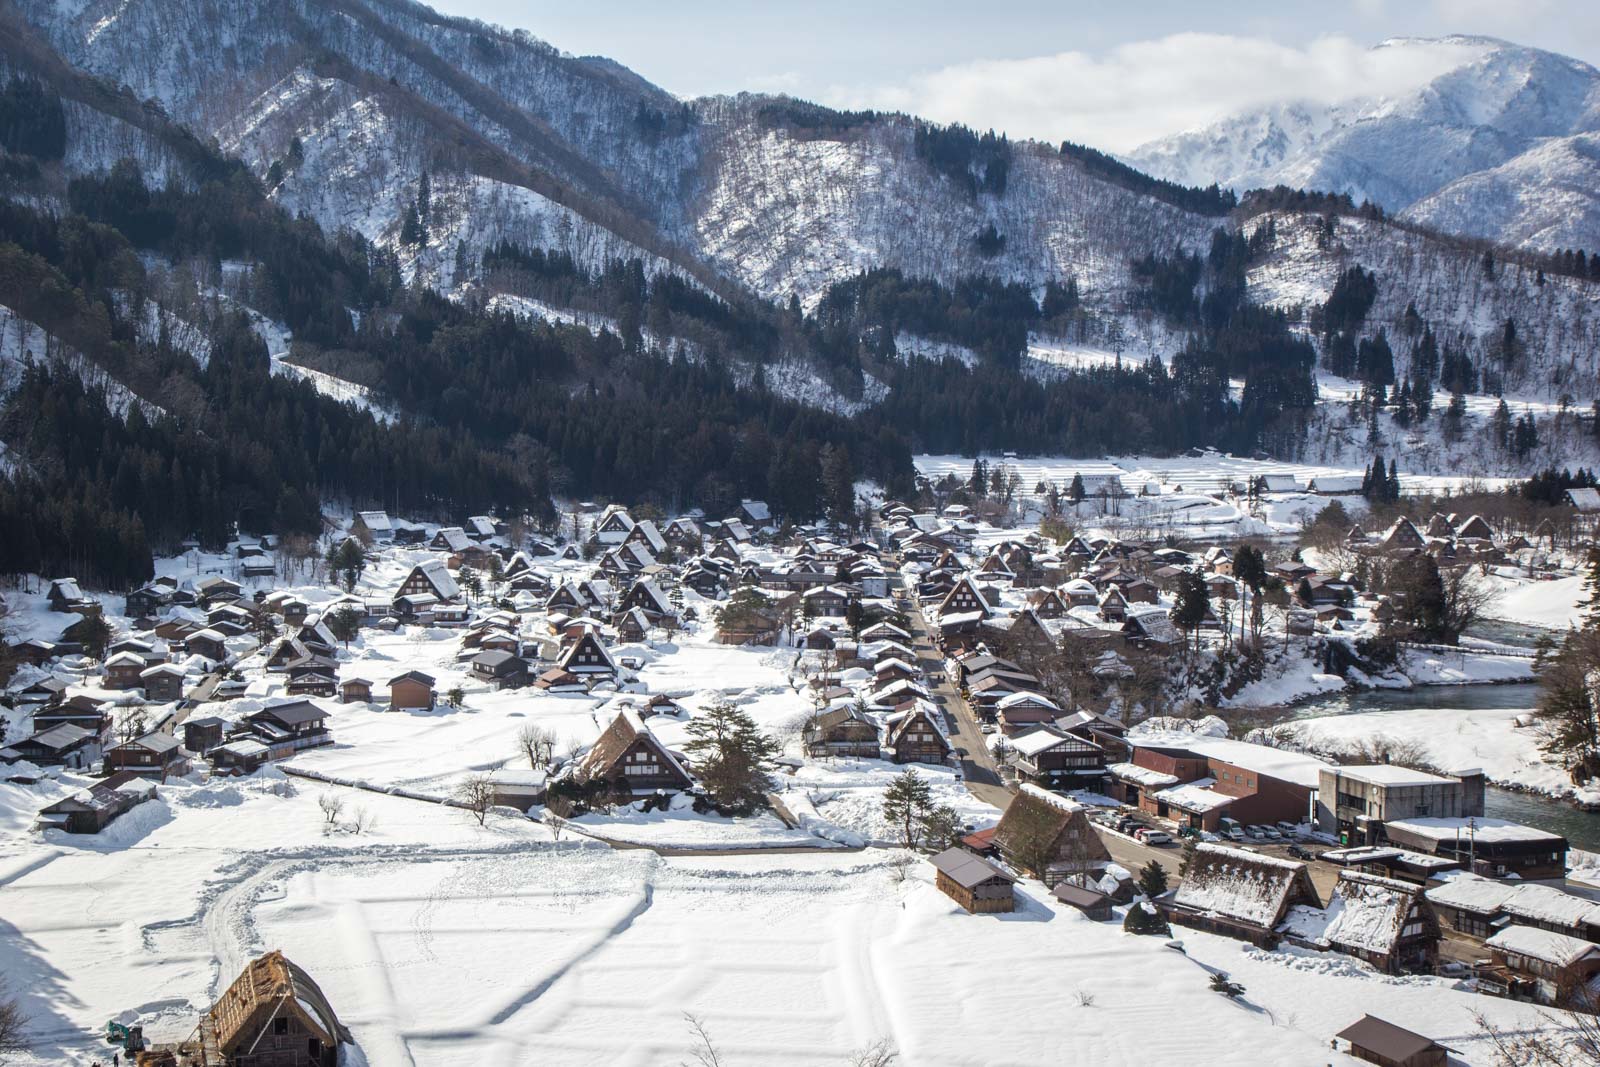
[[1172, 843, 1315, 928], [997, 690, 1060, 711], [1328, 765, 1456, 787], [1107, 762, 1180, 788], [1010, 727, 1077, 758], [1429, 874, 1600, 927], [1151, 778, 1235, 813], [1127, 732, 1332, 788], [1313, 872, 1424, 955], [1385, 817, 1563, 844], [1486, 926, 1600, 968], [357, 510, 393, 532]]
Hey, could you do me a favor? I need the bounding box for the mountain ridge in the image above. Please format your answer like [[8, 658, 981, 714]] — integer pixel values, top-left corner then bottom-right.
[[1127, 35, 1600, 253]]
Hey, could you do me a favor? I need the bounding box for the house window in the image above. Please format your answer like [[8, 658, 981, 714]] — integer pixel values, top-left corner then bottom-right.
[[274, 1018, 289, 1035]]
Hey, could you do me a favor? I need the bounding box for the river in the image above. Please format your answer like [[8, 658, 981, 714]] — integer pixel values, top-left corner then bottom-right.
[[1262, 681, 1600, 853]]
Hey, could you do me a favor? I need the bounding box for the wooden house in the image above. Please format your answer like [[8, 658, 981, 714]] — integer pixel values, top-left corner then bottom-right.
[[388, 671, 437, 710], [558, 630, 618, 679], [572, 709, 694, 796], [102, 651, 149, 690], [994, 690, 1062, 735], [620, 579, 674, 620], [883, 702, 951, 765], [1334, 1016, 1451, 1067], [46, 577, 94, 613], [202, 950, 349, 1067], [352, 510, 394, 541], [104, 732, 187, 778], [1280, 871, 1440, 975], [339, 678, 373, 704], [1162, 843, 1320, 947], [7, 723, 97, 768], [470, 650, 527, 690], [36, 771, 156, 834], [210, 737, 272, 775], [15, 676, 68, 706], [803, 705, 881, 759], [397, 560, 460, 602], [285, 667, 338, 699], [1008, 725, 1106, 790], [534, 668, 586, 692], [243, 702, 332, 756], [930, 847, 1016, 914], [936, 577, 989, 618], [1052, 882, 1114, 921], [992, 787, 1111, 888], [183, 716, 228, 755], [1380, 518, 1426, 553], [186, 628, 228, 662], [614, 607, 651, 642], [1482, 926, 1600, 1007], [1098, 586, 1128, 621], [140, 662, 187, 702]]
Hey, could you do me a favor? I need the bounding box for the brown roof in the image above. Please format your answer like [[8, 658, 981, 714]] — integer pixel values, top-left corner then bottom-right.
[[1335, 1015, 1448, 1061], [929, 847, 1016, 890], [1052, 883, 1112, 909], [209, 950, 348, 1053], [992, 790, 1110, 871], [574, 710, 691, 786]]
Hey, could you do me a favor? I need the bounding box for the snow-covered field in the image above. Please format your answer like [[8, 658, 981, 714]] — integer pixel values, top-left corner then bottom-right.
[[913, 452, 1510, 541], [1264, 693, 1565, 795], [0, 773, 1553, 1066]]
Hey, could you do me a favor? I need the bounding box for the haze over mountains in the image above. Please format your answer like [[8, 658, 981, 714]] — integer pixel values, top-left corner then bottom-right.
[[1128, 35, 1600, 253]]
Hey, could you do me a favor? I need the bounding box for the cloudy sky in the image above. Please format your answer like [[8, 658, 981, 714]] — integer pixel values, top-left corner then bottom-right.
[[429, 1, 1600, 152]]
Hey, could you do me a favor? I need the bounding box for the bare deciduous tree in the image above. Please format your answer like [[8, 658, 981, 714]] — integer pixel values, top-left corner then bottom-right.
[[0, 979, 27, 1063], [848, 1038, 899, 1067], [681, 1012, 724, 1067], [456, 772, 495, 827], [517, 722, 557, 768], [348, 804, 376, 835], [318, 791, 345, 831], [0, 979, 27, 1062], [545, 811, 568, 842], [1472, 1001, 1600, 1066], [114, 707, 149, 747]]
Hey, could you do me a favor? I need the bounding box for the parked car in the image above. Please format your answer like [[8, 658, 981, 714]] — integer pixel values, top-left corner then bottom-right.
[[1223, 826, 1246, 842], [1287, 843, 1318, 861], [1244, 825, 1268, 840], [1275, 821, 1302, 838], [1136, 829, 1173, 846], [1261, 826, 1283, 841]]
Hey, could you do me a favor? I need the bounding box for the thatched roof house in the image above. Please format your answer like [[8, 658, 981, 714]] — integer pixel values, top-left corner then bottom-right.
[[991, 785, 1110, 887], [1163, 843, 1319, 946], [203, 950, 349, 1066]]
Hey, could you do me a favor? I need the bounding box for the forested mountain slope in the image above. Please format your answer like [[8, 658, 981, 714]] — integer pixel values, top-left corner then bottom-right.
[[4, 0, 1600, 587]]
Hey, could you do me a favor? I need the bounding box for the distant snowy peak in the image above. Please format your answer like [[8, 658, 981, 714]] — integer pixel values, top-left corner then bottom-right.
[[1126, 36, 1600, 251]]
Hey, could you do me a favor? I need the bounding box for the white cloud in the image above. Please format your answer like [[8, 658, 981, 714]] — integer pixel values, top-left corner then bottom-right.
[[824, 32, 1486, 153]]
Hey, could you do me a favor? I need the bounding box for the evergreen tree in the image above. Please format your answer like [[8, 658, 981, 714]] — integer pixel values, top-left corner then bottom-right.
[[882, 770, 935, 848], [1137, 859, 1169, 898], [682, 701, 778, 815], [1491, 400, 1512, 450]]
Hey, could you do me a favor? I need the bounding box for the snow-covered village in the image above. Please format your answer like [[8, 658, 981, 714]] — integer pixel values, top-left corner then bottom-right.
[[16, 1, 1600, 1065], [5, 458, 1600, 1066]]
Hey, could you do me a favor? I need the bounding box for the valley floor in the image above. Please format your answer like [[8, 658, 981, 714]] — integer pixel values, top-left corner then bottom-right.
[[0, 778, 1560, 1067]]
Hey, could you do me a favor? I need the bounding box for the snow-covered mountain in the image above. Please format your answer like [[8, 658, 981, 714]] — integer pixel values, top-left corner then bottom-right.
[[1127, 36, 1600, 253], [7, 0, 1600, 476]]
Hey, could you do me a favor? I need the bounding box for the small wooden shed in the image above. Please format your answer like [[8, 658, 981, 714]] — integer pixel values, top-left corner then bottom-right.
[[1335, 1015, 1451, 1067], [929, 847, 1016, 914]]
